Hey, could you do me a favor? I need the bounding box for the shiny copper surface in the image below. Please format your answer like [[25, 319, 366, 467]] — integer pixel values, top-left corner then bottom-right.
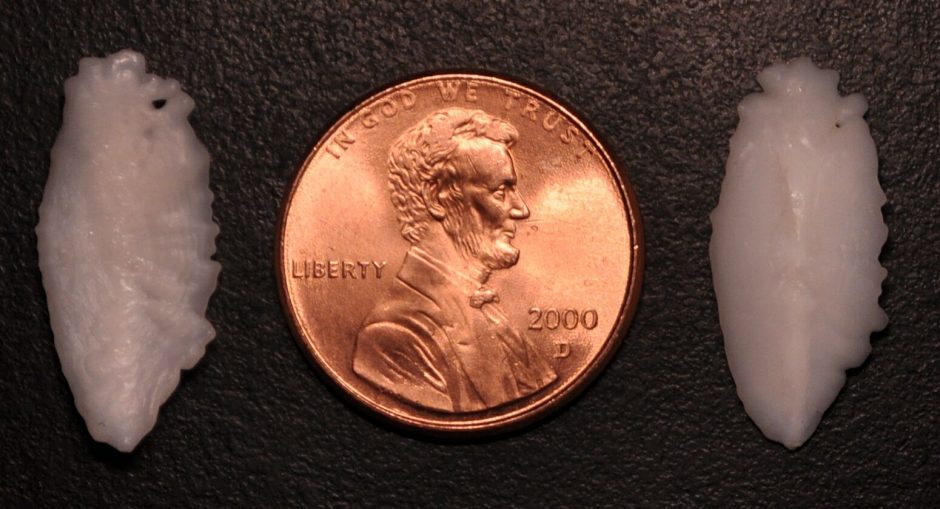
[[277, 73, 643, 434]]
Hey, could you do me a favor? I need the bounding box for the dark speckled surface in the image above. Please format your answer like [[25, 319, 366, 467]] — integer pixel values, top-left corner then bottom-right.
[[2, 1, 938, 506]]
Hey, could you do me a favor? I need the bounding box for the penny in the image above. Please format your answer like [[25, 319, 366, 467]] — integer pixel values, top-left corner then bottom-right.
[[277, 73, 643, 434]]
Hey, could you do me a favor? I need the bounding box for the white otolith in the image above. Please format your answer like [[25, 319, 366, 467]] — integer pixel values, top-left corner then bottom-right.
[[710, 58, 887, 449], [37, 50, 220, 452]]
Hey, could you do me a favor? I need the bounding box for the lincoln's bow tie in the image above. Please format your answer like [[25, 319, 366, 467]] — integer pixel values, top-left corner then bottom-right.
[[469, 286, 500, 308]]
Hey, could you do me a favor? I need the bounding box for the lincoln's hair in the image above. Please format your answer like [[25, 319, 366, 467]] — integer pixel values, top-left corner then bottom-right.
[[387, 107, 518, 244]]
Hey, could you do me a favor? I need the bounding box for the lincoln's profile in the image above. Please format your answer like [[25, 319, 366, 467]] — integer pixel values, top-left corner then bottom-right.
[[353, 107, 557, 412]]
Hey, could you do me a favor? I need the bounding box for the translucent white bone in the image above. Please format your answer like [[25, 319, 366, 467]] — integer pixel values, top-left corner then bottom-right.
[[710, 57, 887, 449], [37, 50, 220, 452]]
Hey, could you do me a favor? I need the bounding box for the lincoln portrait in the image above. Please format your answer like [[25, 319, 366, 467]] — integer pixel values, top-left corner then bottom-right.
[[352, 107, 557, 413]]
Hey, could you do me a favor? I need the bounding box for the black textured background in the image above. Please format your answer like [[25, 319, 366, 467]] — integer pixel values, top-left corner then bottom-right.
[[2, 1, 939, 507]]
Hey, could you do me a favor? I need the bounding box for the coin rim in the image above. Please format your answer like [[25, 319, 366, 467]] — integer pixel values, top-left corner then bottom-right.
[[276, 71, 644, 435]]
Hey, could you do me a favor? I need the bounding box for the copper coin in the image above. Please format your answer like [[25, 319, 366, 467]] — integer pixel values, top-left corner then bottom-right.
[[277, 73, 643, 434]]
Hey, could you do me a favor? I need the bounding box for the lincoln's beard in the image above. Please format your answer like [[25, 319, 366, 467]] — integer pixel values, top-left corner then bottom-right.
[[440, 199, 519, 271]]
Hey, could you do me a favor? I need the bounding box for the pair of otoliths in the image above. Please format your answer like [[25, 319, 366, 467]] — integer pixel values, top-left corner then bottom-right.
[[38, 48, 883, 453]]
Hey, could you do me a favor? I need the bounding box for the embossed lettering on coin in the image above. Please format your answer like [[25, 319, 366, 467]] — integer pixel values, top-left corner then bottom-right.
[[278, 74, 643, 434]]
